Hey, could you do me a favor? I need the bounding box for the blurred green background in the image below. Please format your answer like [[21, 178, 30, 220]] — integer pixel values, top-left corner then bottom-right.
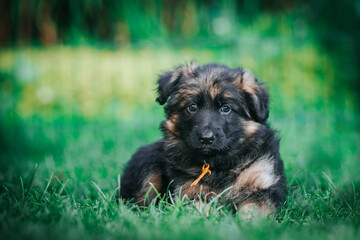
[[0, 0, 360, 239]]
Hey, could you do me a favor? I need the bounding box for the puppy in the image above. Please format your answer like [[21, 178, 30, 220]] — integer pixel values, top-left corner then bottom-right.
[[120, 63, 286, 215]]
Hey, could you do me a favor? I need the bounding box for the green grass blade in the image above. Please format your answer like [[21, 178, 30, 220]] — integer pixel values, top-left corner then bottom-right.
[[40, 172, 54, 201], [23, 164, 38, 202]]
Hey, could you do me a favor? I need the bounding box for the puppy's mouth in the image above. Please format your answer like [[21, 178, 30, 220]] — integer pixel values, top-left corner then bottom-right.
[[192, 144, 222, 155], [199, 147, 215, 155]]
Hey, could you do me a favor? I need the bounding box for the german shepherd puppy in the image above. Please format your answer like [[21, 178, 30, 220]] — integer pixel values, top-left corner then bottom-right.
[[120, 63, 286, 215]]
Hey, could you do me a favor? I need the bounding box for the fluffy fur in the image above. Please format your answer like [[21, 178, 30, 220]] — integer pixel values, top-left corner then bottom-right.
[[120, 63, 286, 214]]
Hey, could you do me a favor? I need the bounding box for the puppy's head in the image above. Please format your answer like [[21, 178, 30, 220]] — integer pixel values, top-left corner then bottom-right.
[[157, 63, 269, 155]]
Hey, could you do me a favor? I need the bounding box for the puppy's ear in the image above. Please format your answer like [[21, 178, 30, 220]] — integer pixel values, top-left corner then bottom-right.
[[234, 70, 269, 123], [156, 63, 197, 105], [156, 71, 181, 105]]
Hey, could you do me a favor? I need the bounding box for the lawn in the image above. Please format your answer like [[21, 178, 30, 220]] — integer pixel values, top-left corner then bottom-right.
[[0, 46, 359, 239]]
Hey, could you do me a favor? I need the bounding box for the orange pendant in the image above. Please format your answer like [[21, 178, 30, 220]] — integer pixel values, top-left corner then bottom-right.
[[190, 163, 211, 187]]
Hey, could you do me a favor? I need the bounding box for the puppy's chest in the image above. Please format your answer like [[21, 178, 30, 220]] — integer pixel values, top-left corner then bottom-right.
[[173, 168, 236, 199], [174, 158, 279, 201]]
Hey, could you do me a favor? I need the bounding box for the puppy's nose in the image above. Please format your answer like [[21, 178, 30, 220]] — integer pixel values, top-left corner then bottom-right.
[[199, 130, 215, 144]]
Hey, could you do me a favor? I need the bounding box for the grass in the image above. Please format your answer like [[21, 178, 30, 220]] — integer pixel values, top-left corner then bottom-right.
[[0, 46, 360, 239], [1, 112, 359, 240]]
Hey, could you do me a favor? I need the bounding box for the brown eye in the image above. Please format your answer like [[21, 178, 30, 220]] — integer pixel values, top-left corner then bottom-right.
[[220, 104, 231, 114], [188, 103, 198, 113]]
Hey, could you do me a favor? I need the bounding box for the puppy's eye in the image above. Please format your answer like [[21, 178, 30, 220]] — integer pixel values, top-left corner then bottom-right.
[[220, 104, 231, 114], [188, 103, 198, 113]]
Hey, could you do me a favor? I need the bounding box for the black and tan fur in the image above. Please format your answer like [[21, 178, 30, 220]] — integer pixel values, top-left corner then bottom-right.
[[120, 63, 286, 215]]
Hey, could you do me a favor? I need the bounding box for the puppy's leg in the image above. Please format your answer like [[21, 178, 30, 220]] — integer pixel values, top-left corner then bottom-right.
[[237, 200, 274, 220], [233, 155, 287, 217], [119, 141, 167, 206], [134, 171, 163, 206]]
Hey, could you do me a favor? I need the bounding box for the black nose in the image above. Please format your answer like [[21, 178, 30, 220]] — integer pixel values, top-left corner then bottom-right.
[[199, 130, 215, 144]]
